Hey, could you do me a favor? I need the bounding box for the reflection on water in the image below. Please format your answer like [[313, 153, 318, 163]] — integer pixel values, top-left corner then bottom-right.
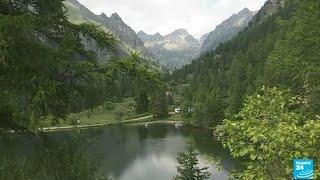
[[0, 125, 237, 180], [0, 131, 108, 180]]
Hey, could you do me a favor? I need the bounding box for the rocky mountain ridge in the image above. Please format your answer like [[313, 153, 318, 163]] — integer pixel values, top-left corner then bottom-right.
[[64, 0, 155, 64], [138, 8, 257, 69], [201, 8, 256, 53], [138, 29, 202, 70], [250, 0, 286, 25]]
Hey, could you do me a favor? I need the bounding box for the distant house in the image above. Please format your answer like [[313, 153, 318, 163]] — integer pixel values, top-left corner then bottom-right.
[[165, 91, 173, 96], [175, 108, 181, 114]]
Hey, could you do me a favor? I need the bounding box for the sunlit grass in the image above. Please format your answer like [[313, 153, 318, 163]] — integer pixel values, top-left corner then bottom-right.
[[67, 98, 138, 126]]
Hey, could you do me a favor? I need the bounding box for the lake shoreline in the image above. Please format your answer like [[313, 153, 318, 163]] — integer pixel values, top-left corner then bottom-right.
[[2, 114, 212, 134], [39, 115, 184, 133]]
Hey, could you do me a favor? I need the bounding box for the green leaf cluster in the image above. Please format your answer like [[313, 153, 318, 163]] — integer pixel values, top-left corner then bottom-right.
[[0, 0, 162, 131], [216, 87, 320, 179]]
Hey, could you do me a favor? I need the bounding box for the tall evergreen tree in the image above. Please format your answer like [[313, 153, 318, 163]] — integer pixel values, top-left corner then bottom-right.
[[136, 90, 150, 114], [175, 142, 211, 180], [151, 89, 168, 118]]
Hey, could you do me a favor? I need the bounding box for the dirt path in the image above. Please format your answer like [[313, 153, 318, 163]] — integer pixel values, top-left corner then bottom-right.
[[40, 115, 154, 132]]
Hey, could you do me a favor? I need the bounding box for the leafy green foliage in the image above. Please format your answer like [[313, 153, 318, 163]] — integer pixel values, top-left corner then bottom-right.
[[172, 12, 280, 122], [172, 1, 320, 178], [78, 23, 116, 52], [265, 0, 320, 116], [151, 89, 168, 118], [136, 90, 150, 114], [0, 133, 110, 180], [113, 106, 127, 121], [102, 101, 115, 111], [0, 0, 161, 131], [216, 87, 320, 179], [193, 88, 225, 125], [172, 0, 320, 126], [175, 142, 211, 180]]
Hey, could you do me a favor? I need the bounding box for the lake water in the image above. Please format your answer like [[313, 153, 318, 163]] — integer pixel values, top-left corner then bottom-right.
[[0, 125, 237, 180]]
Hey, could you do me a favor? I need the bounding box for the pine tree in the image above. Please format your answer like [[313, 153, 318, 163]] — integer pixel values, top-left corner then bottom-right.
[[174, 142, 211, 180], [136, 90, 150, 114], [151, 90, 168, 118]]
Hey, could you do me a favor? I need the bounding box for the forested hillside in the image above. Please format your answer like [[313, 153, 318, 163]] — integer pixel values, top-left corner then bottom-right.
[[172, 0, 319, 122], [172, 0, 320, 178], [0, 0, 162, 131], [200, 8, 255, 53], [0, 0, 319, 179]]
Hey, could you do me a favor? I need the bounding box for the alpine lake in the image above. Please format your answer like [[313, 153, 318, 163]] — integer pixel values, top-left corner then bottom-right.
[[0, 124, 239, 180]]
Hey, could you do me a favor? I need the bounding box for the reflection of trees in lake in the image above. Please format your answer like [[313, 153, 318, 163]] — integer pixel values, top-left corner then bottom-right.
[[145, 125, 169, 138], [90, 126, 145, 179], [0, 126, 171, 180], [0, 125, 236, 180], [77, 125, 175, 179], [0, 131, 110, 180], [181, 127, 240, 172]]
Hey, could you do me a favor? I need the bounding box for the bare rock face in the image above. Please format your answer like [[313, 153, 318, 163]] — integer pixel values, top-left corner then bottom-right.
[[64, 0, 155, 64], [64, 0, 283, 70], [200, 8, 255, 54], [101, 13, 145, 51], [201, 0, 285, 54], [199, 33, 209, 45], [250, 0, 285, 25], [138, 29, 201, 70], [138, 8, 257, 70]]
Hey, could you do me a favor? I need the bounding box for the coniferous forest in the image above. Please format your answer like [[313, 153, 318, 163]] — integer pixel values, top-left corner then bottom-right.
[[0, 0, 319, 179], [172, 0, 320, 178]]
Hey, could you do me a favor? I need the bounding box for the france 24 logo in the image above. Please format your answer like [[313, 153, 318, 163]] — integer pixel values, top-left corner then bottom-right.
[[293, 159, 314, 179]]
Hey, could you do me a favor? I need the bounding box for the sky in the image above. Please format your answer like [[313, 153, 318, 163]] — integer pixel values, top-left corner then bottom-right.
[[78, 0, 267, 38]]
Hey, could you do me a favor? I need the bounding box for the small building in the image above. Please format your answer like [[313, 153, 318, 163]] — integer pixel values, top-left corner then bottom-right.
[[187, 107, 193, 113], [165, 91, 173, 97], [175, 123, 183, 128], [175, 108, 181, 114]]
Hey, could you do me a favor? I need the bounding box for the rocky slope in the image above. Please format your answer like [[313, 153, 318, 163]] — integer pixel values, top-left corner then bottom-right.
[[139, 8, 256, 70], [199, 33, 209, 45], [138, 29, 201, 70], [250, 0, 285, 25], [201, 8, 256, 53], [64, 0, 155, 65]]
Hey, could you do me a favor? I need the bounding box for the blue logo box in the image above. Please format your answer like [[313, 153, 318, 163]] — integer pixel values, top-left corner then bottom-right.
[[293, 159, 314, 179]]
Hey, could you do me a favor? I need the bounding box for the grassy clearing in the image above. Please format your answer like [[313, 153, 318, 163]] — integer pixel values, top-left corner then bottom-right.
[[159, 114, 184, 122], [41, 98, 185, 128], [66, 98, 147, 126], [75, 111, 116, 125]]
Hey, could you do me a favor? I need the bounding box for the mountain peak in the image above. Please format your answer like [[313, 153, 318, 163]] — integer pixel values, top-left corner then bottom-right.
[[154, 32, 163, 38], [250, 0, 285, 24], [137, 31, 147, 36], [199, 33, 209, 45], [138, 28, 200, 70], [111, 13, 122, 20], [100, 12, 107, 18], [68, 0, 82, 6], [170, 29, 189, 36], [240, 8, 251, 13], [234, 8, 253, 17], [201, 6, 255, 53]]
